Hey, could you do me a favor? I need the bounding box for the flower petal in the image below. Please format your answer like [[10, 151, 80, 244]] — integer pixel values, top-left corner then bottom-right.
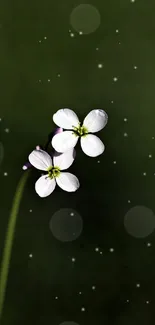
[[53, 108, 79, 129], [56, 172, 80, 192], [80, 134, 105, 157], [83, 109, 108, 133], [52, 131, 79, 153], [35, 175, 56, 197], [28, 149, 52, 170], [53, 148, 76, 170]]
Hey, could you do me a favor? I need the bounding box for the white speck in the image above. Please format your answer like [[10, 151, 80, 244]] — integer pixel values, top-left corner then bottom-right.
[[70, 212, 74, 216], [39, 80, 41, 83], [4, 172, 8, 176], [95, 247, 99, 252], [143, 172, 147, 176], [111, 100, 114, 104], [113, 77, 118, 82], [81, 307, 85, 312], [98, 63, 103, 69], [44, 36, 47, 39], [5, 128, 9, 133], [126, 299, 129, 303], [146, 300, 150, 304], [118, 42, 121, 45], [152, 136, 154, 140], [149, 154, 152, 158], [29, 254, 33, 258], [96, 47, 99, 50], [124, 118, 128, 122], [124, 132, 128, 137], [0, 118, 2, 122], [39, 40, 41, 43], [29, 209, 32, 213], [71, 257, 76, 262], [48, 79, 51, 82], [79, 31, 83, 35], [134, 66, 138, 69], [147, 242, 151, 247], [92, 286, 96, 290], [97, 160, 100, 163], [116, 29, 119, 33], [136, 283, 140, 288], [113, 161, 117, 164], [22, 165, 28, 170], [100, 251, 103, 255], [70, 33, 75, 37], [128, 200, 131, 203], [57, 74, 61, 77], [131, 0, 135, 2], [55, 296, 58, 300], [79, 291, 82, 295], [109, 248, 114, 253]]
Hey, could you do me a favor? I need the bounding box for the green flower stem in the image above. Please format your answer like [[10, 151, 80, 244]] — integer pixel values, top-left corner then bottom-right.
[[0, 171, 30, 320]]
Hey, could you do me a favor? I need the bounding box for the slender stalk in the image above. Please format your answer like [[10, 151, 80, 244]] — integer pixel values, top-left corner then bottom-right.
[[0, 171, 30, 320]]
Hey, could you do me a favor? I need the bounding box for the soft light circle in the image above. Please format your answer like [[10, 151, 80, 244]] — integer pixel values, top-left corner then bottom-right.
[[124, 206, 155, 238], [49, 208, 83, 242], [70, 4, 101, 34]]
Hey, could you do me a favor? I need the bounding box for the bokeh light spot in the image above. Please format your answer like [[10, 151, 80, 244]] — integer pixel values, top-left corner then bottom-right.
[[49, 208, 83, 242], [70, 4, 101, 34], [124, 206, 155, 238]]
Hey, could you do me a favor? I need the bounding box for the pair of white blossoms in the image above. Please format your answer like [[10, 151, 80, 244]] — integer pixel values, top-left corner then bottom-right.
[[29, 108, 108, 197]]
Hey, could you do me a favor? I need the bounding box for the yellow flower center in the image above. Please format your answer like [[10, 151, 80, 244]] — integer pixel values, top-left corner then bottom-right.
[[73, 124, 88, 137], [47, 166, 61, 178]]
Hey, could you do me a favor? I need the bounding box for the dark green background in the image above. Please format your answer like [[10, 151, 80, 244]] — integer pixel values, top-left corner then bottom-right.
[[0, 0, 155, 324]]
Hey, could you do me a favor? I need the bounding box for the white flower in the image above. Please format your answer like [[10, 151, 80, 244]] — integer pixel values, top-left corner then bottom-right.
[[51, 109, 108, 157], [28, 148, 80, 197]]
